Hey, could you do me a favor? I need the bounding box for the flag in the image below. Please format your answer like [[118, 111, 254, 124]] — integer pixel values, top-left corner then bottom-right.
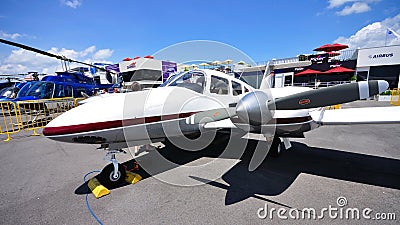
[[387, 28, 400, 39]]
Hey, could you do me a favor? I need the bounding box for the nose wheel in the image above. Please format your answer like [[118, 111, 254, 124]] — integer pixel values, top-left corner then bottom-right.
[[98, 150, 127, 188]]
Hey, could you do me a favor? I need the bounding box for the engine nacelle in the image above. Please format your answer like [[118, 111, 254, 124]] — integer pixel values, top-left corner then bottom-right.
[[235, 90, 273, 126]]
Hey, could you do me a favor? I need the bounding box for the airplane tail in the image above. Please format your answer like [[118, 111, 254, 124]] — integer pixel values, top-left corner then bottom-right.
[[259, 61, 273, 90]]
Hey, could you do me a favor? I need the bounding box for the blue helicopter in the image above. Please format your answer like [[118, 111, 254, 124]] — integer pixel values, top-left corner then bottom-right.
[[0, 38, 117, 102]]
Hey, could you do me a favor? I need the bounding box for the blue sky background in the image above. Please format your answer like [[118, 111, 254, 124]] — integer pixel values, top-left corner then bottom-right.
[[0, 0, 399, 73]]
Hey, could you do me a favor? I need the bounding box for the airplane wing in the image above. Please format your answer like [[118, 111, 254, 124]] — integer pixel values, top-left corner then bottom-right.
[[310, 106, 400, 125], [186, 80, 390, 127]]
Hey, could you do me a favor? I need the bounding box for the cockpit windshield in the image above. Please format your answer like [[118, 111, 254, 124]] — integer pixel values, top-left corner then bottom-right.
[[24, 81, 54, 99], [161, 71, 205, 93], [159, 72, 184, 87], [17, 82, 37, 98]]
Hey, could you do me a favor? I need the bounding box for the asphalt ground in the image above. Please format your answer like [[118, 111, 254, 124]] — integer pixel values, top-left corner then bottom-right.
[[0, 100, 399, 224]]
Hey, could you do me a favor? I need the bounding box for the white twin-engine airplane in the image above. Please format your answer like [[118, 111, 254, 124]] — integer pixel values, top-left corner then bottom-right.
[[43, 69, 399, 187]]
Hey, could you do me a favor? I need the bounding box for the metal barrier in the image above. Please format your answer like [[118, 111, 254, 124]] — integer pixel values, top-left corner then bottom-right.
[[0, 101, 21, 142], [390, 88, 400, 106], [0, 97, 84, 142]]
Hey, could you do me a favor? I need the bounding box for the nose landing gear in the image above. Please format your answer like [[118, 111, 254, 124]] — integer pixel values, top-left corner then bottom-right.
[[98, 148, 127, 189]]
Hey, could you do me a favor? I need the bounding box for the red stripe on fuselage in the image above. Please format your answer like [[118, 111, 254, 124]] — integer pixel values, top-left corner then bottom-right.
[[42, 112, 197, 136]]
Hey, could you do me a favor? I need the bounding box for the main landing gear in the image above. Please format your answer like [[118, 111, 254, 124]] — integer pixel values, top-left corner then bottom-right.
[[97, 146, 127, 188], [267, 136, 292, 158]]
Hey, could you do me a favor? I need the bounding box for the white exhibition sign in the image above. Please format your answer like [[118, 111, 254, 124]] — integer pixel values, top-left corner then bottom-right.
[[357, 45, 400, 67]]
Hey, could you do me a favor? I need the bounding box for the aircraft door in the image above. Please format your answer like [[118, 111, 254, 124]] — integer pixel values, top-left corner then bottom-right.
[[54, 84, 73, 98], [208, 75, 235, 105]]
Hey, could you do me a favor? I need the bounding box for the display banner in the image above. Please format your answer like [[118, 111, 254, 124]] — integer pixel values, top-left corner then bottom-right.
[[162, 61, 177, 82], [357, 45, 400, 67]]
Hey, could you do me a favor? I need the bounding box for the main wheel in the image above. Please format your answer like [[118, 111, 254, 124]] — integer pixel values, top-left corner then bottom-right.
[[268, 137, 282, 158], [98, 163, 126, 189]]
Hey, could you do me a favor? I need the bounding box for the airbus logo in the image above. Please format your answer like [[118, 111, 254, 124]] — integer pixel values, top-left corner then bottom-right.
[[368, 53, 394, 59]]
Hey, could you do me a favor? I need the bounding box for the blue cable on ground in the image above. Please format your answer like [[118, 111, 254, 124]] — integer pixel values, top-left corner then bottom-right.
[[83, 170, 104, 225]]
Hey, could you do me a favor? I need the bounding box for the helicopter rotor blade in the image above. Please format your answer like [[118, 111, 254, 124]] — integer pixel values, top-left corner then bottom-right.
[[0, 38, 62, 60], [0, 38, 110, 73]]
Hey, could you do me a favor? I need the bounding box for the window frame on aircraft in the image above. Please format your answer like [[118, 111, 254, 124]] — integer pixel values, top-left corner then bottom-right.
[[54, 84, 73, 98]]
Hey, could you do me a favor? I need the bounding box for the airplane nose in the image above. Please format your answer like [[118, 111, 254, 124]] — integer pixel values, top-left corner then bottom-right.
[[236, 90, 272, 126], [42, 122, 70, 136], [42, 126, 51, 136]]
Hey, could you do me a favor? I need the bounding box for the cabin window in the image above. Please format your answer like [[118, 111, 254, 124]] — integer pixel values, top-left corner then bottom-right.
[[65, 86, 73, 97], [210, 76, 229, 95], [54, 85, 73, 98], [232, 81, 243, 96]]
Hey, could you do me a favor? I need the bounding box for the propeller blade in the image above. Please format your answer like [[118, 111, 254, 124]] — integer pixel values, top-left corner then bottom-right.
[[269, 80, 388, 110], [248, 140, 272, 172], [186, 107, 236, 124], [0, 38, 109, 72]]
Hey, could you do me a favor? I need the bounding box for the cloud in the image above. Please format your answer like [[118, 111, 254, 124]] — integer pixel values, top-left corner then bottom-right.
[[0, 31, 22, 40], [327, 0, 380, 16], [328, 0, 357, 9], [337, 2, 371, 15], [0, 45, 114, 74], [82, 46, 96, 56], [334, 14, 400, 48], [61, 0, 82, 9], [93, 49, 113, 60]]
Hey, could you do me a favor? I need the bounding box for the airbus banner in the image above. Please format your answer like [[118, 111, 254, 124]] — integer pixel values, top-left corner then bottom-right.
[[357, 45, 400, 67]]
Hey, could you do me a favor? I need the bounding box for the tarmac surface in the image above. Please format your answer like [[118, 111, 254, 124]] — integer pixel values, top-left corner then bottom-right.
[[0, 100, 399, 224]]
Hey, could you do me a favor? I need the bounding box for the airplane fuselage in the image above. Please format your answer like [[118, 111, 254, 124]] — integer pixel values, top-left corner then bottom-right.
[[43, 85, 315, 147]]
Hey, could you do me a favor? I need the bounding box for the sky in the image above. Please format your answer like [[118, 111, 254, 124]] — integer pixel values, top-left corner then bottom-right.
[[0, 0, 400, 74]]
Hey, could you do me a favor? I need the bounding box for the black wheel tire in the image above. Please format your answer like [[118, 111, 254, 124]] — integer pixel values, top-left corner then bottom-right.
[[98, 163, 126, 189], [268, 137, 282, 158]]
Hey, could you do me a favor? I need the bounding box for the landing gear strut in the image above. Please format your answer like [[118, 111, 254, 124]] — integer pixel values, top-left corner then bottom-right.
[[97, 148, 127, 188], [268, 137, 291, 157], [268, 136, 282, 157]]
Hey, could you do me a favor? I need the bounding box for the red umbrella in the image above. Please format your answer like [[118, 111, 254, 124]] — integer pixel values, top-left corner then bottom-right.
[[295, 69, 324, 76], [313, 43, 348, 52], [123, 57, 132, 61], [323, 66, 355, 74], [327, 51, 340, 57]]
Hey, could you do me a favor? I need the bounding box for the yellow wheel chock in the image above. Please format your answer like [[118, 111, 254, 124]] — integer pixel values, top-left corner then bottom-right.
[[88, 171, 142, 199], [88, 178, 110, 199], [125, 171, 142, 185]]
